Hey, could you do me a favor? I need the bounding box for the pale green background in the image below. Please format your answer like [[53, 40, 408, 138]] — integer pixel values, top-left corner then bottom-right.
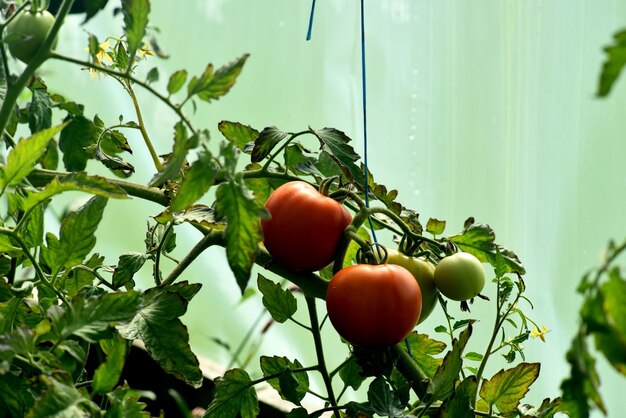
[[40, 0, 626, 415]]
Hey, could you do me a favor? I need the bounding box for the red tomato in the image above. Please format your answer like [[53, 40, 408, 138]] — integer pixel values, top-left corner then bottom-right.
[[261, 181, 351, 272], [326, 264, 422, 347]]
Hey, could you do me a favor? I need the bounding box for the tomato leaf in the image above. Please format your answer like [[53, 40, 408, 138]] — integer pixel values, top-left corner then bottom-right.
[[598, 29, 626, 97], [59, 115, 100, 171], [121, 0, 150, 60], [440, 376, 478, 418], [112, 252, 147, 290], [215, 178, 266, 293], [284, 143, 323, 177], [28, 88, 52, 134], [0, 123, 65, 190], [311, 127, 365, 186], [257, 275, 297, 323], [367, 376, 405, 417], [117, 285, 203, 388], [479, 362, 540, 413], [41, 196, 108, 276], [339, 356, 366, 391], [103, 384, 150, 417], [251, 126, 288, 163], [92, 336, 127, 395], [403, 332, 447, 379], [260, 355, 309, 405], [205, 368, 259, 418], [167, 69, 188, 95], [426, 218, 446, 236], [449, 222, 525, 275], [188, 55, 249, 103], [426, 323, 473, 401], [0, 371, 35, 417], [149, 121, 193, 187], [218, 120, 259, 151], [170, 150, 216, 212], [26, 376, 95, 418]]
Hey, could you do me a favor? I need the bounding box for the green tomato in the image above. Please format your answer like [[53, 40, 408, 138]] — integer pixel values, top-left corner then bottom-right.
[[6, 10, 57, 64], [386, 249, 438, 324], [433, 252, 485, 301]]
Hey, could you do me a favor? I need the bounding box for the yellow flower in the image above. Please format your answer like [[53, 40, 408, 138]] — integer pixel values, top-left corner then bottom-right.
[[137, 41, 154, 59], [530, 325, 549, 342], [94, 40, 113, 65]]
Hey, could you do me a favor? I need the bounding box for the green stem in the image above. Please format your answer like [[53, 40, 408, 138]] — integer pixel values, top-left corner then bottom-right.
[[0, 0, 75, 138], [261, 130, 309, 172], [306, 296, 340, 418], [391, 343, 430, 400], [69, 265, 115, 290], [125, 81, 162, 171], [152, 221, 174, 286]]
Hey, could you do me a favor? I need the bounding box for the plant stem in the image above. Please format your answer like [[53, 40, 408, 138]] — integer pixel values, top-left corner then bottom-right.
[[261, 130, 308, 172], [125, 81, 162, 171], [306, 296, 340, 418], [391, 343, 429, 399]]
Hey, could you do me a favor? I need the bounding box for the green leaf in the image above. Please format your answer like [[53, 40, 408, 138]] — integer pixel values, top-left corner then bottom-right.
[[167, 69, 188, 95], [28, 88, 52, 134], [367, 376, 404, 417], [449, 222, 526, 274], [20, 203, 44, 249], [112, 252, 147, 289], [192, 54, 249, 102], [0, 123, 65, 190], [598, 29, 626, 97], [149, 121, 192, 187], [205, 368, 259, 418], [117, 286, 203, 388], [0, 372, 35, 417], [39, 139, 59, 170], [66, 253, 104, 297], [41, 196, 108, 276], [257, 275, 297, 323], [56, 291, 142, 342], [251, 127, 288, 163], [311, 127, 364, 185], [169, 151, 216, 212], [427, 323, 473, 401], [59, 115, 100, 171], [104, 384, 151, 418], [464, 352, 484, 361], [25, 376, 94, 418], [403, 332, 447, 378], [260, 355, 309, 405], [440, 376, 478, 418], [93, 336, 127, 394], [22, 173, 127, 213], [215, 179, 266, 293], [145, 67, 159, 84], [426, 218, 446, 236], [0, 327, 35, 364], [339, 356, 366, 391], [284, 143, 323, 177], [121, 0, 150, 59], [218, 120, 259, 151], [480, 362, 540, 413], [82, 0, 110, 23]]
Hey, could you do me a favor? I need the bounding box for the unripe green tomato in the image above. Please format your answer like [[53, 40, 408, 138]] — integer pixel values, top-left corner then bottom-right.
[[6, 10, 58, 64], [386, 249, 438, 324], [433, 252, 485, 301]]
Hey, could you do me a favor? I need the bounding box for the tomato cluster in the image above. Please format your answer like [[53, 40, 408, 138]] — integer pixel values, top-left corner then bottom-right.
[[5, 9, 58, 64]]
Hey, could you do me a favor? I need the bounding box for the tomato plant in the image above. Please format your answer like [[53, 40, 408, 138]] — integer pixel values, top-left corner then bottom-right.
[[326, 263, 422, 346], [261, 181, 352, 272], [386, 248, 438, 324], [5, 9, 57, 63], [434, 252, 486, 301]]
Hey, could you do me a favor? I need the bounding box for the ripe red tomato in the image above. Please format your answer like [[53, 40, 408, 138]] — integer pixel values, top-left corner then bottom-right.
[[260, 181, 351, 272], [6, 10, 58, 64], [326, 264, 422, 347], [433, 252, 485, 301], [386, 249, 438, 324]]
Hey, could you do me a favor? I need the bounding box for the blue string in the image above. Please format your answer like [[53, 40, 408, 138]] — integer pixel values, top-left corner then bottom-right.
[[306, 0, 317, 41]]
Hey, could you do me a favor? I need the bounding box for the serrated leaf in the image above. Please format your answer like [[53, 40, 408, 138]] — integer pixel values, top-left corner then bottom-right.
[[403, 332, 447, 378], [121, 0, 150, 60], [93, 336, 127, 394], [251, 127, 288, 162], [112, 252, 147, 289], [22, 173, 127, 213], [149, 121, 192, 187], [59, 115, 100, 171], [257, 275, 297, 323], [260, 355, 309, 405], [449, 223, 525, 274], [195, 54, 249, 102], [41, 196, 108, 275], [25, 376, 92, 418], [339, 356, 366, 390], [170, 151, 216, 212], [218, 120, 259, 151], [28, 88, 52, 134], [167, 69, 188, 95], [427, 323, 473, 401], [598, 29, 626, 97], [104, 384, 151, 418], [0, 327, 35, 363], [440, 376, 478, 418], [117, 286, 203, 387], [0, 123, 65, 190], [426, 218, 446, 235], [0, 372, 35, 417], [205, 368, 259, 418], [215, 180, 266, 293], [66, 253, 104, 297], [311, 127, 364, 185], [480, 362, 540, 413], [367, 376, 404, 417]]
